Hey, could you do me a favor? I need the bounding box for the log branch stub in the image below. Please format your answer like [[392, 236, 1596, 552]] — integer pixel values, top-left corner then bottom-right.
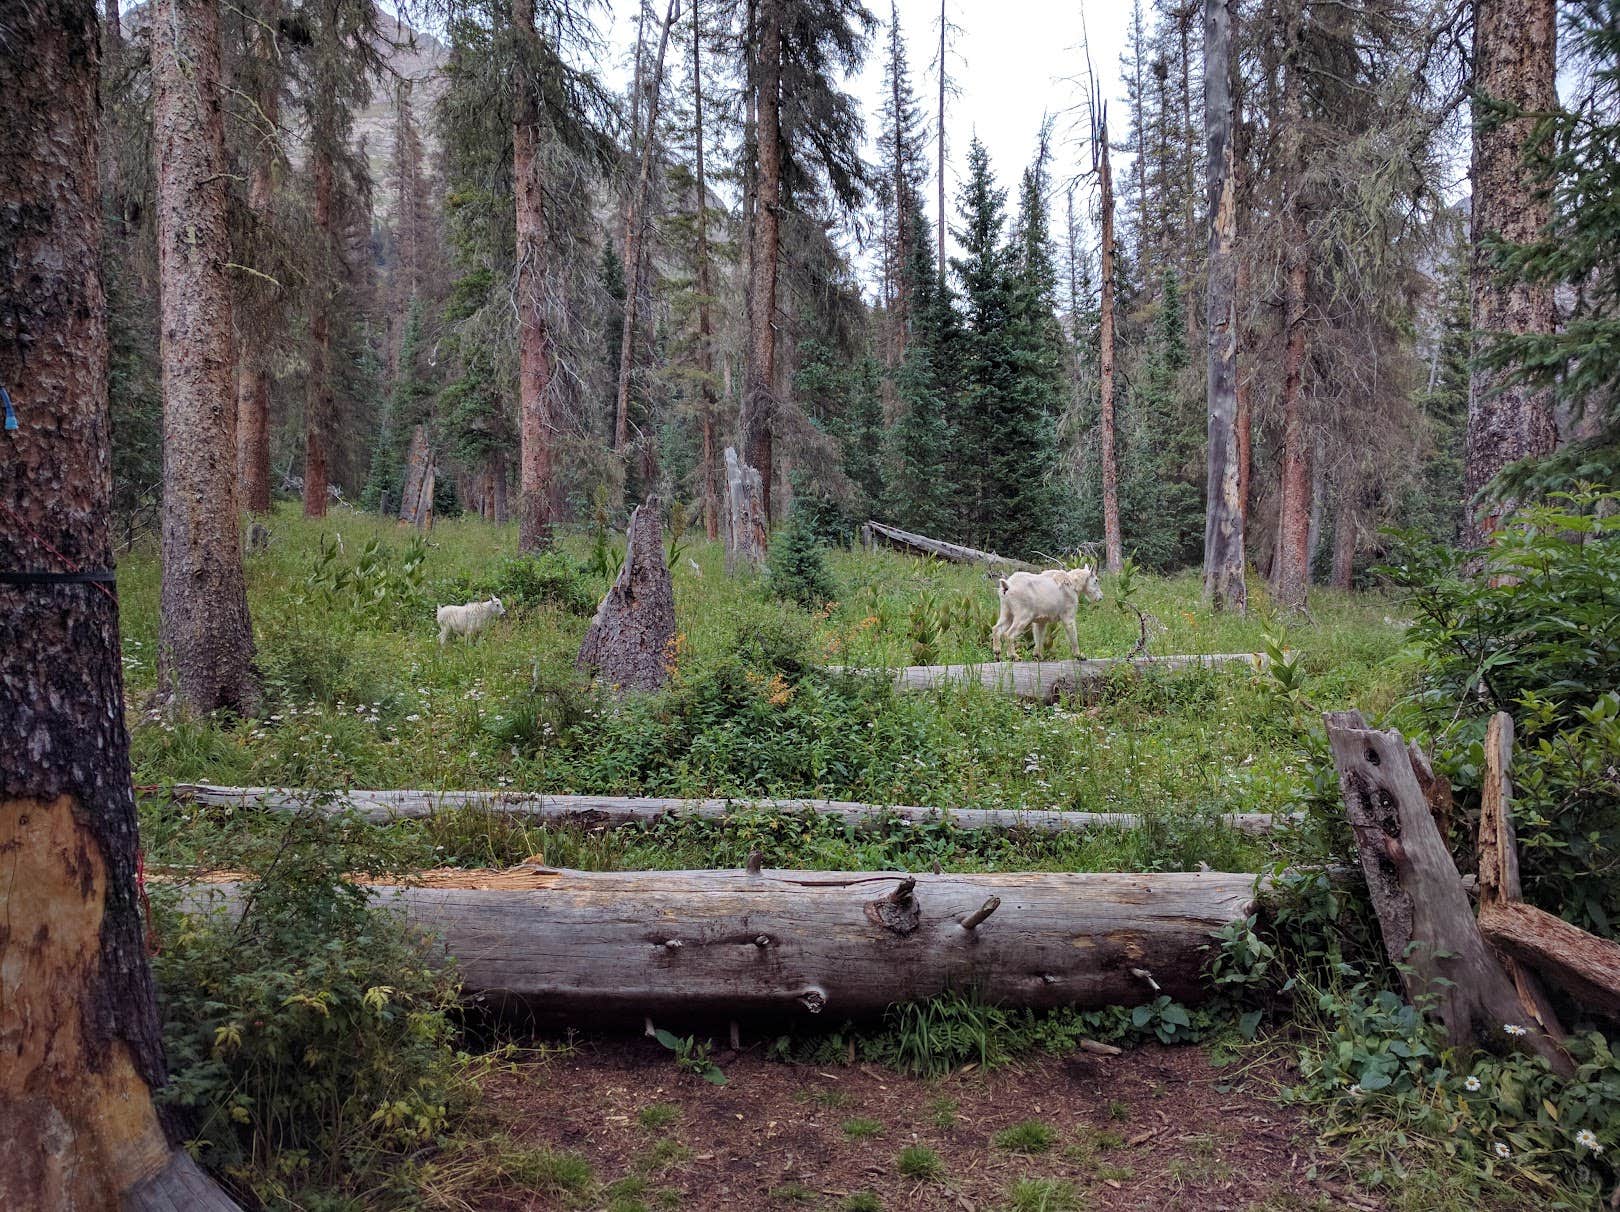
[[961, 896, 1001, 932], [865, 877, 922, 935], [1480, 900, 1620, 1019]]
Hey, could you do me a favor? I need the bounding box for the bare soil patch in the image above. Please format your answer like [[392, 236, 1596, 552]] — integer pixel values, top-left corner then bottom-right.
[[473, 1037, 1383, 1211]]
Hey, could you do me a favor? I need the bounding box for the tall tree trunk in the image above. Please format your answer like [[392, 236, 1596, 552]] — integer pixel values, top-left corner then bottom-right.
[[1464, 0, 1558, 541], [613, 0, 679, 456], [936, 0, 947, 282], [1234, 253, 1252, 527], [1, 6, 240, 1206], [742, 0, 782, 522], [514, 0, 556, 550], [1201, 0, 1245, 612], [1178, 6, 1198, 348], [1271, 4, 1311, 610], [236, 0, 279, 516], [1097, 108, 1123, 575], [154, 0, 257, 712], [691, 1, 721, 542], [1305, 434, 1326, 581], [303, 143, 333, 519], [1330, 479, 1357, 589]]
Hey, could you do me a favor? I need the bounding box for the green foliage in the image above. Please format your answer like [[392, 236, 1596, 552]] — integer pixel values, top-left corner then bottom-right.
[[767, 510, 841, 610], [1004, 1177, 1081, 1212], [895, 1145, 943, 1180], [840, 1117, 884, 1140], [478, 551, 596, 615], [651, 1029, 727, 1085], [993, 1120, 1058, 1154], [876, 987, 1014, 1076], [304, 532, 430, 626], [150, 809, 464, 1207], [841, 1194, 883, 1212], [1384, 493, 1620, 932]]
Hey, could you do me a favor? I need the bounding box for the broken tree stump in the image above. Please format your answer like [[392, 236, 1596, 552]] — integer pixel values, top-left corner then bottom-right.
[[862, 520, 1040, 571], [179, 866, 1262, 1022], [576, 495, 675, 693], [1324, 711, 1569, 1072], [1479, 900, 1620, 1020], [723, 446, 767, 573]]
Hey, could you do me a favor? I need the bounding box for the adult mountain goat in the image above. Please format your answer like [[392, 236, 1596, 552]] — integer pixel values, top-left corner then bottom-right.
[[436, 596, 506, 645], [991, 568, 1103, 661]]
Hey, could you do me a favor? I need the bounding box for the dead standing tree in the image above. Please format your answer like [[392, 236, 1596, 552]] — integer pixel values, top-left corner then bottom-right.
[[722, 446, 767, 573], [398, 423, 436, 529], [577, 495, 676, 692]]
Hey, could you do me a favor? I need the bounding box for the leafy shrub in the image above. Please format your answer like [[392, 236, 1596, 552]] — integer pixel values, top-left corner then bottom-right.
[[255, 615, 388, 709], [768, 512, 839, 609], [151, 809, 464, 1207], [480, 550, 596, 615], [305, 532, 429, 625]]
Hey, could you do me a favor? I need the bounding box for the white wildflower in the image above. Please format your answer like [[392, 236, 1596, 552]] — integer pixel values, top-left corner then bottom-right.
[[1504, 1023, 1528, 1037], [1575, 1129, 1603, 1154], [1494, 1142, 1510, 1159], [1464, 1075, 1482, 1092], [1347, 1084, 1364, 1098]]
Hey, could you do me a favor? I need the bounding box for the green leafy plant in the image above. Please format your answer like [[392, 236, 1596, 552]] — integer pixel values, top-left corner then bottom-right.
[[652, 1029, 727, 1085]]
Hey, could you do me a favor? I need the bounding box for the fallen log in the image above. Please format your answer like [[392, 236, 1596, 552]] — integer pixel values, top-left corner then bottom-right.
[[162, 783, 1294, 835], [862, 521, 1040, 572], [1478, 900, 1620, 1020], [1324, 711, 1570, 1073], [832, 653, 1268, 703], [181, 866, 1262, 1021]]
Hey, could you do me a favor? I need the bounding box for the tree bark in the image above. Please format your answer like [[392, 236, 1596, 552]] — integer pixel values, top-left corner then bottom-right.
[[169, 783, 1293, 836], [614, 0, 679, 460], [399, 423, 436, 529], [184, 867, 1261, 1023], [1324, 712, 1569, 1072], [1329, 485, 1356, 589], [1234, 255, 1251, 528], [742, 0, 782, 524], [864, 520, 1040, 571], [303, 141, 334, 519], [154, 0, 257, 714], [577, 495, 676, 692], [1479, 901, 1620, 1020], [691, 1, 721, 542], [936, 0, 947, 282], [0, 8, 240, 1204], [1097, 107, 1123, 575], [1464, 0, 1558, 542], [514, 0, 556, 551], [1201, 0, 1245, 613], [723, 446, 768, 574], [236, 0, 279, 516]]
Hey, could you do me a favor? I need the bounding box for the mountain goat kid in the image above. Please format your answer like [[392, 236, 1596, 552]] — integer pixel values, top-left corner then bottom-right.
[[436, 596, 507, 645], [991, 568, 1103, 661]]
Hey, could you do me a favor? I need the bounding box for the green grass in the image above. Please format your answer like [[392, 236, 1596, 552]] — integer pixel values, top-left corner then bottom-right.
[[896, 1144, 944, 1180], [1004, 1176, 1081, 1212], [122, 506, 1408, 879], [636, 1103, 679, 1130], [840, 1117, 884, 1140], [993, 1120, 1058, 1154], [842, 1194, 883, 1212]]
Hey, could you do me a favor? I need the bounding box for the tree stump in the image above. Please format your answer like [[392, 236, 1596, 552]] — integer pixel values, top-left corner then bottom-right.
[[399, 423, 435, 530], [723, 446, 767, 573], [577, 495, 676, 692]]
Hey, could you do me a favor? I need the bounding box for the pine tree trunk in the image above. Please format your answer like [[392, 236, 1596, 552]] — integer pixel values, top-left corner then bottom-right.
[[1097, 118, 1123, 575], [1330, 482, 1357, 589], [1234, 253, 1252, 528], [742, 0, 782, 525], [303, 142, 334, 519], [936, 0, 947, 282], [514, 0, 556, 550], [492, 448, 509, 524], [1201, 0, 1245, 612], [399, 424, 435, 529], [613, 0, 678, 457], [0, 9, 240, 1205], [1464, 0, 1558, 541], [236, 0, 278, 515], [691, 1, 721, 542], [154, 0, 257, 713], [1271, 9, 1311, 610]]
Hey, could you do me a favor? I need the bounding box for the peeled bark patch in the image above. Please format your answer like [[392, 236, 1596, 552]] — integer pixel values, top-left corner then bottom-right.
[[723, 447, 767, 573], [577, 495, 676, 692]]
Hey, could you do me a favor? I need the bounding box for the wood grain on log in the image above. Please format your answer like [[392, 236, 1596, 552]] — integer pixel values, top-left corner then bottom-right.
[[1479, 900, 1620, 1019], [163, 784, 1293, 835], [863, 521, 1040, 571], [831, 653, 1268, 703], [181, 867, 1261, 1021], [1325, 711, 1570, 1071]]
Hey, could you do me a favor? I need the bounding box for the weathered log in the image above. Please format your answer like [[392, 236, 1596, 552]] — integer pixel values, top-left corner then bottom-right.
[[833, 653, 1269, 703], [862, 520, 1039, 571], [162, 783, 1294, 835], [577, 495, 675, 693], [181, 866, 1262, 1021], [1324, 711, 1570, 1072], [722, 446, 766, 573], [1479, 900, 1620, 1020], [1473, 712, 1566, 1039], [399, 423, 435, 530]]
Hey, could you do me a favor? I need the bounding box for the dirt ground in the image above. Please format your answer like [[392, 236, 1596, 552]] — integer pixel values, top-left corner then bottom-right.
[[474, 1037, 1385, 1211]]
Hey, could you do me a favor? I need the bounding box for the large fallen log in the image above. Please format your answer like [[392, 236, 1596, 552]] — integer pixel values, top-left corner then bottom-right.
[[862, 521, 1040, 572], [162, 783, 1294, 835], [182, 866, 1262, 1021], [1478, 900, 1620, 1020], [833, 653, 1268, 703]]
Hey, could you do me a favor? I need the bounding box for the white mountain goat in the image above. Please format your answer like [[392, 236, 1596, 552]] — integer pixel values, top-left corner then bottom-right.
[[991, 568, 1104, 661], [436, 596, 507, 645]]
